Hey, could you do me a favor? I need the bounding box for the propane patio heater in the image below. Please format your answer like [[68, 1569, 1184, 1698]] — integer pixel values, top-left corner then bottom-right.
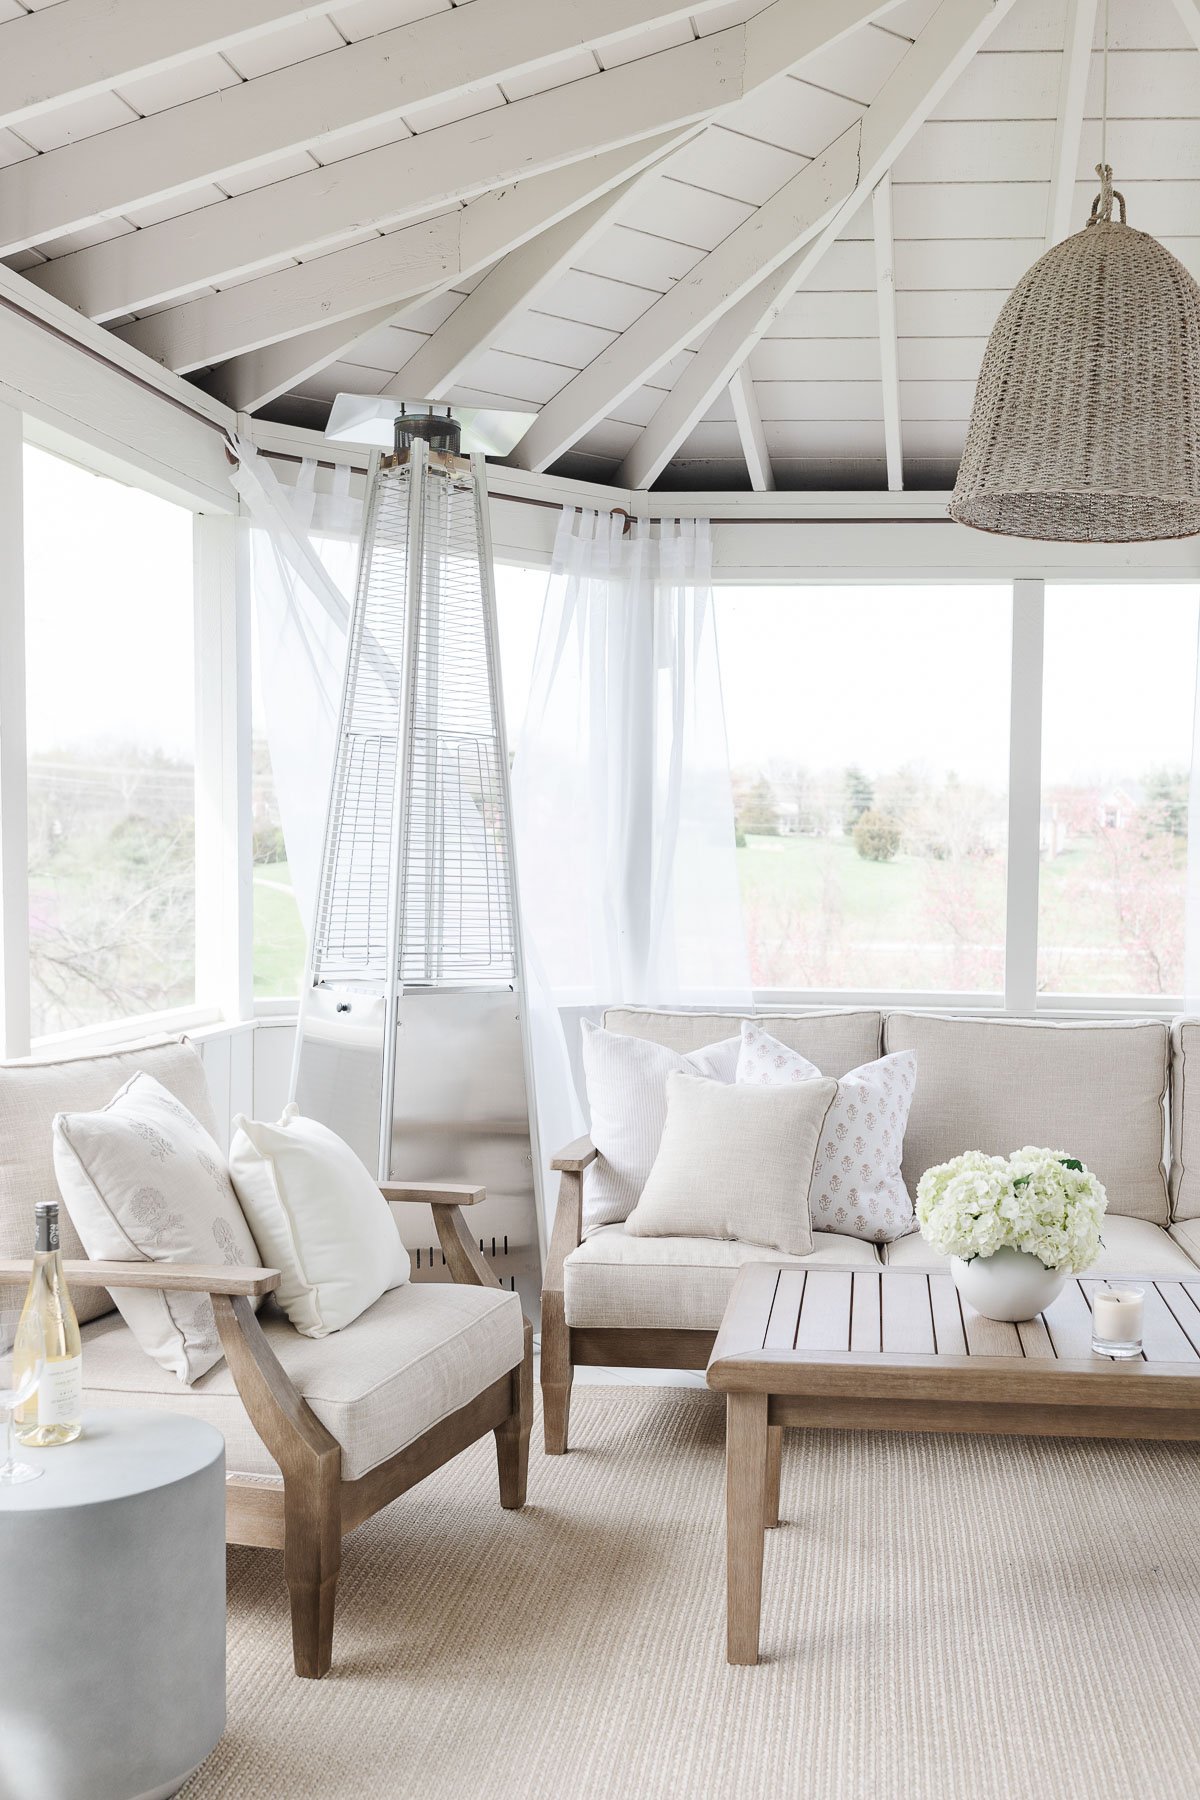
[[292, 398, 542, 1299]]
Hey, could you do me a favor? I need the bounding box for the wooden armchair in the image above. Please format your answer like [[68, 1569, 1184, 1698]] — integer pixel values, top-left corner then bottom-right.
[[2, 1182, 532, 1680]]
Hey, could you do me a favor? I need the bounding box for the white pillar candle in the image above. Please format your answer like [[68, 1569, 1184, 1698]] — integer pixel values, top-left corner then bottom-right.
[[1092, 1285, 1144, 1343]]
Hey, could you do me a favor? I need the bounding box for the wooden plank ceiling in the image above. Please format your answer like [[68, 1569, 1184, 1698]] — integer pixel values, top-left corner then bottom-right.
[[0, 0, 1195, 491]]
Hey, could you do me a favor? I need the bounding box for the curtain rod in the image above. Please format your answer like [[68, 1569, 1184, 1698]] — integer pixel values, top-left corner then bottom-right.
[[254, 446, 953, 526]]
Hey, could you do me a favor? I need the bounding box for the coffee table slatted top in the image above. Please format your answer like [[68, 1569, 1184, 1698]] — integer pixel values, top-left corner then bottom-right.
[[708, 1264, 1200, 1413]]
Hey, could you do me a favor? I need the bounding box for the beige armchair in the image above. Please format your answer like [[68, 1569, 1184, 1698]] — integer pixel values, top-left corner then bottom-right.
[[0, 1038, 531, 1680]]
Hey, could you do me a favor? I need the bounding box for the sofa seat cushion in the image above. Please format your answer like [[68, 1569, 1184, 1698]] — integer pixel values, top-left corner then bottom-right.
[[883, 1013, 1170, 1225], [79, 1282, 524, 1481], [563, 1225, 882, 1332], [884, 1214, 1199, 1278], [1168, 1218, 1200, 1268]]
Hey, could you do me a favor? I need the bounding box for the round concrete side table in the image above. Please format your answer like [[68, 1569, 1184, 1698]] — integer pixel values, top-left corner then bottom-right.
[[0, 1409, 226, 1800]]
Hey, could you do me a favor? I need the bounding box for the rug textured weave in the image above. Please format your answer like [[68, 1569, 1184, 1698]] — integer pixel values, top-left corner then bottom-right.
[[182, 1386, 1200, 1800]]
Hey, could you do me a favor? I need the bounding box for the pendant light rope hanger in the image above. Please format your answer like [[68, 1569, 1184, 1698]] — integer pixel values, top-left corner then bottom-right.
[[949, 1, 1200, 544]]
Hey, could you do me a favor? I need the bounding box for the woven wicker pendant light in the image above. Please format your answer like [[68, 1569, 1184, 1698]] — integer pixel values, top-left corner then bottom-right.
[[950, 163, 1200, 542]]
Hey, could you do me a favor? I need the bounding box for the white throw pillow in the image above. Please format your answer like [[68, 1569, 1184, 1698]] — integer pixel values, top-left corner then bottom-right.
[[736, 1021, 917, 1242], [53, 1072, 261, 1384], [228, 1105, 410, 1337], [625, 1072, 836, 1255], [580, 1020, 741, 1230]]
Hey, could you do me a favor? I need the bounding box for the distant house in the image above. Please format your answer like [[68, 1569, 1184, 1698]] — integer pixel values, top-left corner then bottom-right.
[[1097, 783, 1144, 831], [774, 799, 800, 836]]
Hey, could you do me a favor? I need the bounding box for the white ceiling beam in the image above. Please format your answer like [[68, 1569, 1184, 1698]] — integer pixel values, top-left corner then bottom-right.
[[728, 365, 774, 491], [202, 140, 688, 412], [0, 0, 345, 132], [514, 127, 860, 476], [872, 174, 903, 491], [615, 0, 1017, 490], [1169, 0, 1200, 52], [1045, 0, 1099, 247], [0, 0, 740, 258], [119, 133, 686, 374], [381, 174, 660, 403], [29, 30, 748, 323]]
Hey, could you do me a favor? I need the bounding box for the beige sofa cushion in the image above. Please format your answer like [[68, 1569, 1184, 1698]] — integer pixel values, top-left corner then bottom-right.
[[604, 1007, 882, 1075], [886, 1214, 1197, 1278], [0, 1036, 220, 1325], [883, 1013, 1170, 1225], [1170, 1020, 1200, 1220], [564, 1224, 881, 1332], [80, 1281, 524, 1481]]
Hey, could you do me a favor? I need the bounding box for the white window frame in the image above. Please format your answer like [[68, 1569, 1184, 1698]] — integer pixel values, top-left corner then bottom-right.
[[0, 289, 247, 1057]]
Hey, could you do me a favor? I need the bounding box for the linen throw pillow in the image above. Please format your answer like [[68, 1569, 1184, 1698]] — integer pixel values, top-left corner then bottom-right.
[[229, 1105, 410, 1337], [625, 1072, 836, 1256], [53, 1072, 261, 1384], [737, 1021, 917, 1242], [580, 1020, 742, 1231]]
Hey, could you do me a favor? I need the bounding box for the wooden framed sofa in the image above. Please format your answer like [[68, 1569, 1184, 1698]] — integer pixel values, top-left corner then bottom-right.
[[542, 1006, 1200, 1455], [0, 1037, 532, 1679]]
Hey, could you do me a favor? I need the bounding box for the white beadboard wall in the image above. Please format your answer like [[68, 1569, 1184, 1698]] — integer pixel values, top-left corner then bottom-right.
[[192, 1017, 295, 1149]]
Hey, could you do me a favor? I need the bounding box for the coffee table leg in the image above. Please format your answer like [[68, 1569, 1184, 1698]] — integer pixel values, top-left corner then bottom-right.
[[726, 1391, 769, 1665], [764, 1424, 782, 1529]]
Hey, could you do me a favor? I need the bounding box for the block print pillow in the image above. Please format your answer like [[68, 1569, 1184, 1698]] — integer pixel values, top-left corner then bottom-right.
[[736, 1021, 916, 1243]]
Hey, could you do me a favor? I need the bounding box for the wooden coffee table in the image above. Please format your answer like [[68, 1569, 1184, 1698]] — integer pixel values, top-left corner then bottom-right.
[[707, 1262, 1200, 1664]]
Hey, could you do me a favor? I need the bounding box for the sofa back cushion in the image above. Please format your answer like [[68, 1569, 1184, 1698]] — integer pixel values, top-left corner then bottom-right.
[[0, 1036, 219, 1324], [1170, 1020, 1200, 1220], [883, 1013, 1169, 1224], [603, 1008, 883, 1077]]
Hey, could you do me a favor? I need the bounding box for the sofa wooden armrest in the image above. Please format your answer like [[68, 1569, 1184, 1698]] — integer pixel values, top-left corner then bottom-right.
[[379, 1181, 486, 1206], [0, 1258, 281, 1298]]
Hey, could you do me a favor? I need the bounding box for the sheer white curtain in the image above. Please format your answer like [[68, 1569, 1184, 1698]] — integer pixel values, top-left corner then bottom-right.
[[512, 508, 751, 1223], [230, 437, 363, 934]]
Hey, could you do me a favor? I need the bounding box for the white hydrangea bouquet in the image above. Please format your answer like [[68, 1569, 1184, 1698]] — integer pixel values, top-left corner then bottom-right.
[[916, 1148, 1107, 1323]]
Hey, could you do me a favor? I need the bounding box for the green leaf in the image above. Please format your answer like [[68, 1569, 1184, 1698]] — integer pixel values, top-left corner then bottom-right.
[[1060, 1157, 1083, 1172]]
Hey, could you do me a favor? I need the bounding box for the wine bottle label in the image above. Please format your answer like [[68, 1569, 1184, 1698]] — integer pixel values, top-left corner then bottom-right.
[[35, 1355, 82, 1427]]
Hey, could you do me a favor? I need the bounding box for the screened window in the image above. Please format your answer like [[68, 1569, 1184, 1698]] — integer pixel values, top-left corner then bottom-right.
[[716, 586, 1012, 994], [23, 445, 197, 1037], [1037, 585, 1198, 998]]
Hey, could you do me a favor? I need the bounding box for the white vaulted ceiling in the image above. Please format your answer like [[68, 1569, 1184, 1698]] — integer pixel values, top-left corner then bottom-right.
[[1, 0, 1196, 491]]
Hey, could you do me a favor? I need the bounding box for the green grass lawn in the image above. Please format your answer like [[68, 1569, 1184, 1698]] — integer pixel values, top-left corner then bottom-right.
[[253, 860, 306, 997]]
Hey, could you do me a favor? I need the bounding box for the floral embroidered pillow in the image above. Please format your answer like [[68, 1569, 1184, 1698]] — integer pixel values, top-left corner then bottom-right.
[[736, 1022, 917, 1243], [53, 1071, 261, 1383]]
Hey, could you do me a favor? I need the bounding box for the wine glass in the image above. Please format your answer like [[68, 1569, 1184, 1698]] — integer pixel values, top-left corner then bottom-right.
[[0, 1308, 45, 1486]]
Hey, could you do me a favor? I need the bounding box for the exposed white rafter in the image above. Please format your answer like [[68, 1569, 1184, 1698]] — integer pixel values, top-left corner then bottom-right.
[[0, 0, 346, 132], [380, 173, 662, 403], [30, 14, 811, 326], [615, 0, 1017, 491], [202, 139, 689, 412], [872, 173, 904, 491], [1170, 0, 1200, 52], [0, 0, 739, 258], [728, 365, 775, 491], [118, 133, 687, 374], [1045, 0, 1099, 247]]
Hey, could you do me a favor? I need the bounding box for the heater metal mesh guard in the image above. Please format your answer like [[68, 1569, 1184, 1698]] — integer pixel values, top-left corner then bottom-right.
[[310, 457, 516, 987]]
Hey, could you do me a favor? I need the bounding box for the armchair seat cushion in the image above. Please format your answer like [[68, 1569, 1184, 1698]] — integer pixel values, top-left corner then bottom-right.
[[79, 1281, 524, 1481], [884, 1213, 1199, 1278], [563, 1224, 882, 1332]]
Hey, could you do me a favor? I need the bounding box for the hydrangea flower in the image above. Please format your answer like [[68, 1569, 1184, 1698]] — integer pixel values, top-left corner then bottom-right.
[[915, 1146, 1106, 1273]]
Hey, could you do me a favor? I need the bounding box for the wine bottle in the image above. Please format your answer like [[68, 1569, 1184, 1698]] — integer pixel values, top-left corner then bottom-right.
[[14, 1200, 83, 1447]]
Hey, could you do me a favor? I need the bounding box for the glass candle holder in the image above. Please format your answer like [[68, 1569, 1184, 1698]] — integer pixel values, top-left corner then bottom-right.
[[1091, 1284, 1144, 1359]]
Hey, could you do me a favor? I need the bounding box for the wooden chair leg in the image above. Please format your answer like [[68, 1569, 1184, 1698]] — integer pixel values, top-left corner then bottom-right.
[[283, 1460, 342, 1679], [540, 1289, 574, 1454], [496, 1319, 533, 1509]]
